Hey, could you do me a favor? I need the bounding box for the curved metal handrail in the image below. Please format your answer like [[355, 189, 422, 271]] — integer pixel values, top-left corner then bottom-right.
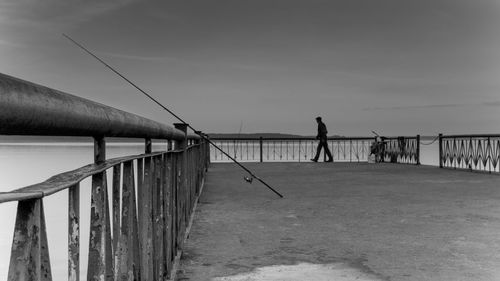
[[0, 72, 194, 140]]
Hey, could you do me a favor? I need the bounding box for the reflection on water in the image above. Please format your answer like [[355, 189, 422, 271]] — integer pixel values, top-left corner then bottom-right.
[[0, 141, 439, 280]]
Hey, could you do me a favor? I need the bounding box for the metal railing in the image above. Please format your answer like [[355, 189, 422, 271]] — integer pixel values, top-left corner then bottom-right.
[[382, 136, 420, 165], [0, 73, 209, 281], [210, 136, 420, 164], [439, 134, 500, 173]]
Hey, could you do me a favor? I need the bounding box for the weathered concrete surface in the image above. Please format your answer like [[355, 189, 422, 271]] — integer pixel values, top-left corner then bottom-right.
[[177, 163, 500, 280]]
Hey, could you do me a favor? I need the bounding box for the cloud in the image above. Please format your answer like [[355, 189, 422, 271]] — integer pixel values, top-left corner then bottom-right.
[[364, 101, 500, 111], [97, 51, 180, 62], [0, 0, 139, 52], [0, 0, 137, 30], [483, 101, 500, 107], [0, 39, 26, 48], [363, 103, 468, 111]]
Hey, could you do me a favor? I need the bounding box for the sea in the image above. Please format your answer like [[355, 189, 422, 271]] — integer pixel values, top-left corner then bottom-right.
[[0, 139, 439, 280]]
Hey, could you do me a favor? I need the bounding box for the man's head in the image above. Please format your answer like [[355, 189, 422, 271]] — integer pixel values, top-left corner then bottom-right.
[[315, 116, 322, 123]]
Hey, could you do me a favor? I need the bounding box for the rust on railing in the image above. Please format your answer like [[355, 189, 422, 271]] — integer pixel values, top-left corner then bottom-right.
[[0, 72, 210, 281]]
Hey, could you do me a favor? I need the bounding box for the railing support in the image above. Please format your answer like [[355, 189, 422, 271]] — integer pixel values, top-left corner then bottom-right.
[[416, 135, 421, 165], [145, 138, 152, 154], [94, 136, 106, 163], [139, 137, 154, 281], [439, 133, 443, 168], [8, 199, 52, 281], [173, 123, 188, 250], [116, 161, 140, 280], [259, 137, 263, 163], [88, 136, 113, 281], [68, 183, 80, 281]]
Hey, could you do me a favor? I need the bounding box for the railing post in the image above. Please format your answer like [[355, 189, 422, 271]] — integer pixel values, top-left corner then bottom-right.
[[323, 139, 327, 162], [68, 183, 80, 281], [88, 136, 113, 281], [439, 133, 443, 168], [8, 199, 52, 281], [298, 140, 301, 163], [152, 153, 165, 279], [259, 137, 263, 163], [349, 139, 352, 162], [164, 150, 174, 277], [112, 164, 121, 276], [116, 161, 140, 280], [201, 133, 210, 171], [205, 135, 210, 171], [416, 135, 421, 165], [139, 137, 153, 280], [94, 136, 106, 163], [145, 138, 152, 154], [173, 123, 188, 249], [194, 132, 203, 193]]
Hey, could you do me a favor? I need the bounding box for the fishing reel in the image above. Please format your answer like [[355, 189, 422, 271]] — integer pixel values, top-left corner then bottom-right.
[[244, 176, 253, 183]]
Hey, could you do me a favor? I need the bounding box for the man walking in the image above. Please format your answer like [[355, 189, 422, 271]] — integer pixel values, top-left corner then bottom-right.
[[311, 116, 333, 162]]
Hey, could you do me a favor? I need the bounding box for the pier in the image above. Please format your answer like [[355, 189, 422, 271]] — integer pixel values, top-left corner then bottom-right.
[[177, 162, 500, 280], [1, 73, 500, 280]]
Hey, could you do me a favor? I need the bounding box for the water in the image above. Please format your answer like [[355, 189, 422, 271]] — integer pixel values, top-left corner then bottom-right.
[[419, 140, 440, 166], [0, 141, 439, 280]]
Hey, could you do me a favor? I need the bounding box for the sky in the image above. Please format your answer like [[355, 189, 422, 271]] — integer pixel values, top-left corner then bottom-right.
[[1, 0, 500, 136]]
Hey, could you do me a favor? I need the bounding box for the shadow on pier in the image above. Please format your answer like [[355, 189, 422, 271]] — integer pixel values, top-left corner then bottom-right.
[[178, 162, 500, 281]]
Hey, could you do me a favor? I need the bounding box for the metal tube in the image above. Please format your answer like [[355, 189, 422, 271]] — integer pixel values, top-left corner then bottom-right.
[[0, 73, 187, 140]]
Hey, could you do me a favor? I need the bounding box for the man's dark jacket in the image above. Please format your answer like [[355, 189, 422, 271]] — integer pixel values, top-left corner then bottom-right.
[[317, 121, 328, 140]]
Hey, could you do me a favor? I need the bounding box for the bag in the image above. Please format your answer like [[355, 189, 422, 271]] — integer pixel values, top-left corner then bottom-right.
[[368, 154, 376, 163]]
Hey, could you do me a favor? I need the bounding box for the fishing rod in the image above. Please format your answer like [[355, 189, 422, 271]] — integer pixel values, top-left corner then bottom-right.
[[62, 34, 283, 198]]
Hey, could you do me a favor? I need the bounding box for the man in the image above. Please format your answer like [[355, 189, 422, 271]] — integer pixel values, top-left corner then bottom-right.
[[311, 116, 333, 162]]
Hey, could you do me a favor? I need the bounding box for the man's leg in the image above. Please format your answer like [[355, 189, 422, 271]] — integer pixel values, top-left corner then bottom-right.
[[311, 142, 323, 161], [323, 141, 333, 162]]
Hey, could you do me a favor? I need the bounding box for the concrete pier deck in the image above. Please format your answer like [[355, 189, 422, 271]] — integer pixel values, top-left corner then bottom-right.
[[177, 163, 500, 281]]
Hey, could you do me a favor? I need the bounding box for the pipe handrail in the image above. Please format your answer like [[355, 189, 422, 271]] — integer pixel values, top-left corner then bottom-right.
[[0, 73, 198, 140], [210, 136, 419, 141], [440, 134, 500, 139], [210, 136, 376, 141]]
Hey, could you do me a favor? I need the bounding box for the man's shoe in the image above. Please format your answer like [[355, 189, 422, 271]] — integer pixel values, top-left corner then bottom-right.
[[326, 159, 333, 162], [310, 158, 318, 162]]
